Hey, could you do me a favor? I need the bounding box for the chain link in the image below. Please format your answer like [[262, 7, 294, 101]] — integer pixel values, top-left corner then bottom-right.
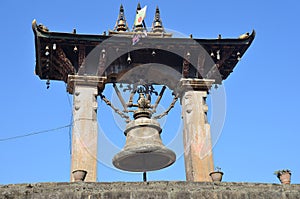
[[100, 88, 179, 122], [100, 94, 131, 123], [153, 93, 179, 119]]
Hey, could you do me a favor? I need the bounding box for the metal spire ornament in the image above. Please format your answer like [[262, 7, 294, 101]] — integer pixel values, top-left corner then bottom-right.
[[114, 4, 129, 32], [151, 6, 165, 33]]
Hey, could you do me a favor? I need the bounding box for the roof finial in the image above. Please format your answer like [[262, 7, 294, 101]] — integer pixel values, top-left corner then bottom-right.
[[133, 3, 146, 32], [137, 2, 141, 10], [151, 6, 164, 33], [113, 4, 129, 32]]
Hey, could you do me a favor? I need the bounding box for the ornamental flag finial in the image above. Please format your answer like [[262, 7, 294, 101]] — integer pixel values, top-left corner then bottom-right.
[[133, 3, 147, 32]]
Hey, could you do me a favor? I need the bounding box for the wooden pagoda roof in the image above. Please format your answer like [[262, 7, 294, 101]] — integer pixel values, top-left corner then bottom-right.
[[32, 20, 255, 87]]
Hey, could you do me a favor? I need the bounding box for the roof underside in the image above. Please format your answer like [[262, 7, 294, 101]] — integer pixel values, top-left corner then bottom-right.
[[32, 20, 255, 87]]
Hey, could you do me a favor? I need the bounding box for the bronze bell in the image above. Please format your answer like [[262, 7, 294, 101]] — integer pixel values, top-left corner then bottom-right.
[[112, 109, 176, 172]]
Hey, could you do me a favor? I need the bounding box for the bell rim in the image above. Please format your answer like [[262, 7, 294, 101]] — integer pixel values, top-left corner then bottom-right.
[[112, 146, 176, 172]]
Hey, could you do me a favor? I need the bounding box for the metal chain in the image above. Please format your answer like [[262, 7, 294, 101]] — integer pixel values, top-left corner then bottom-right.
[[100, 94, 131, 123], [100, 87, 178, 121], [153, 93, 179, 120]]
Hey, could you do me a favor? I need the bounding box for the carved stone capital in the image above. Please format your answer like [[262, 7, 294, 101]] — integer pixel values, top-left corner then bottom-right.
[[67, 75, 107, 95], [179, 78, 215, 92]]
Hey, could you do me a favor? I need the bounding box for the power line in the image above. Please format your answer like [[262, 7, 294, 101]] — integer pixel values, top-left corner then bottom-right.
[[0, 117, 97, 142], [0, 124, 72, 142], [0, 85, 74, 143]]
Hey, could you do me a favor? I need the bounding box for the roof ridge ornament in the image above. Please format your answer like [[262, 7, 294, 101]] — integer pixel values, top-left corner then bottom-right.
[[151, 6, 164, 33], [137, 2, 141, 10], [113, 4, 129, 32]]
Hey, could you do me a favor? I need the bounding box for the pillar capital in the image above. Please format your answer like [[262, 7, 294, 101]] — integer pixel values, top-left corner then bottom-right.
[[179, 78, 215, 92], [67, 75, 107, 94]]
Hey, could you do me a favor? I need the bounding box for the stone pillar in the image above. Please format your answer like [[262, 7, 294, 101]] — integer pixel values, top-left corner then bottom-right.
[[180, 78, 215, 182], [67, 75, 106, 182]]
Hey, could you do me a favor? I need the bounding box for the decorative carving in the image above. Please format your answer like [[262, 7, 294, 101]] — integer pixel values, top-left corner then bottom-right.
[[184, 94, 193, 114], [197, 53, 205, 78], [75, 106, 80, 111], [78, 45, 86, 75], [46, 46, 75, 82], [38, 23, 49, 32], [182, 59, 190, 78], [182, 52, 191, 78], [97, 48, 106, 76]]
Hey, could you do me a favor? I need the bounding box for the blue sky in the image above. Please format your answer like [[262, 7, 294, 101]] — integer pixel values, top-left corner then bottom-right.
[[0, 0, 300, 184]]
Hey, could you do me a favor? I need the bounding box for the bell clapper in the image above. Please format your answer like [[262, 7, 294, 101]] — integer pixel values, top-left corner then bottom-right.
[[143, 172, 147, 182]]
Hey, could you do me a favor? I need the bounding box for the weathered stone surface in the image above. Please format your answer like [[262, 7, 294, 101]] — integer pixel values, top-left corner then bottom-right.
[[181, 79, 215, 182], [68, 75, 105, 182], [132, 191, 168, 199], [1, 182, 300, 199]]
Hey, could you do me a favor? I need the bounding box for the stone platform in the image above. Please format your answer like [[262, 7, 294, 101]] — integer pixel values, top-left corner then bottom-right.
[[1, 181, 300, 199]]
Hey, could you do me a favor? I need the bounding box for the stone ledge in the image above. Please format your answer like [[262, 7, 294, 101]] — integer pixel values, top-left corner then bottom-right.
[[1, 181, 300, 199]]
